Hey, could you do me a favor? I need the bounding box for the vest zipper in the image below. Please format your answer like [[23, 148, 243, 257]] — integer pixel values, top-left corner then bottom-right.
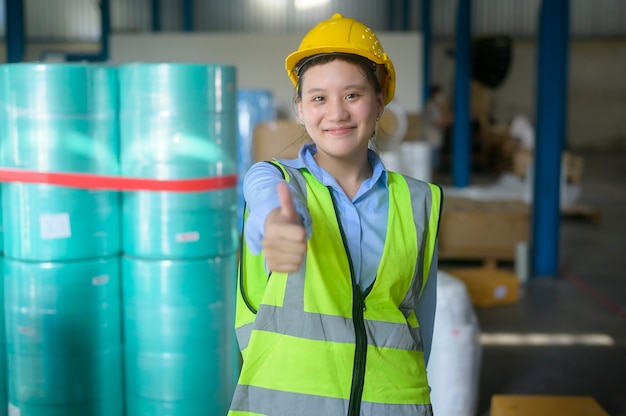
[[328, 188, 367, 416]]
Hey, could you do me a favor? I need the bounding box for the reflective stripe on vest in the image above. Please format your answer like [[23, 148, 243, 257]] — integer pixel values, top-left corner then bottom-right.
[[231, 162, 442, 416], [230, 385, 433, 416]]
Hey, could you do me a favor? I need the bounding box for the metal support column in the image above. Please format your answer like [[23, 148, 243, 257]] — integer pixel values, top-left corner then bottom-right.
[[6, 0, 26, 63], [532, 0, 570, 278], [183, 0, 193, 31], [401, 0, 410, 30], [387, 0, 396, 30], [421, 0, 432, 107], [152, 0, 161, 31], [452, 0, 472, 188]]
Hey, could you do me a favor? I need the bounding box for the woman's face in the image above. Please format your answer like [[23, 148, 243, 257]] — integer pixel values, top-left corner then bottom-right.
[[297, 59, 384, 163]]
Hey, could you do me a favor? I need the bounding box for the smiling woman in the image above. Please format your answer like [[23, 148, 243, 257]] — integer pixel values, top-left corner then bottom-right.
[[229, 13, 443, 416]]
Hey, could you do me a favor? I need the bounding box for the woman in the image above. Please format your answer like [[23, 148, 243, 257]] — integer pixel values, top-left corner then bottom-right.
[[230, 13, 443, 416]]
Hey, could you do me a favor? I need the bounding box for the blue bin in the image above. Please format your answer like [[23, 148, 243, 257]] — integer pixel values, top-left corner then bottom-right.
[[236, 89, 276, 227]]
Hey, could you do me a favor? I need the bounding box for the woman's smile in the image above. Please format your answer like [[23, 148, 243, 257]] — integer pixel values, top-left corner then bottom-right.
[[324, 125, 356, 135]]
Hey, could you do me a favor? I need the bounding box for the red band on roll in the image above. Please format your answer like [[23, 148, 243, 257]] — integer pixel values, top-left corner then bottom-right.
[[0, 168, 237, 192]]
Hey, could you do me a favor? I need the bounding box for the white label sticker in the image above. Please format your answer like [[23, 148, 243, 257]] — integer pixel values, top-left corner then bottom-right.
[[494, 285, 508, 299], [9, 402, 20, 416], [92, 275, 110, 286], [39, 213, 71, 239], [175, 231, 200, 243]]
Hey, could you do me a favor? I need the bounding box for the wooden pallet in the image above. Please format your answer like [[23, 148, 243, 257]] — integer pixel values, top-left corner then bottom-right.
[[440, 262, 521, 308], [438, 256, 513, 271], [561, 203, 601, 223]]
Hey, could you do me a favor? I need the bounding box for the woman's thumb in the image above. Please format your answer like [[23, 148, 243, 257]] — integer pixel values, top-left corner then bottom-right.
[[277, 182, 299, 223]]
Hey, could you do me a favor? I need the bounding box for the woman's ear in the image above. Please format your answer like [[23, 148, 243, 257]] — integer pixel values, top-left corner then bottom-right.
[[378, 90, 386, 117], [297, 98, 304, 123]]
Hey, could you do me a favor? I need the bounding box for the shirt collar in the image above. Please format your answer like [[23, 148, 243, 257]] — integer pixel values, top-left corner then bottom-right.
[[276, 143, 389, 195]]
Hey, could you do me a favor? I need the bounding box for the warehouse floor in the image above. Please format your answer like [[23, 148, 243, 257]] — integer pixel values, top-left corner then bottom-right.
[[436, 153, 626, 415]]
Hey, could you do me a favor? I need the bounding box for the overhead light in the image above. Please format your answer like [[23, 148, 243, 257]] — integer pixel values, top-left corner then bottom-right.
[[294, 0, 329, 10]]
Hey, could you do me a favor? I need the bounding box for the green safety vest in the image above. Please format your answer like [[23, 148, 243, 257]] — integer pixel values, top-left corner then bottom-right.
[[230, 162, 442, 416]]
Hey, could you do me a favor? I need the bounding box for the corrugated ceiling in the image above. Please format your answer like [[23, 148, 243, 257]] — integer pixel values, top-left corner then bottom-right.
[[0, 0, 624, 40]]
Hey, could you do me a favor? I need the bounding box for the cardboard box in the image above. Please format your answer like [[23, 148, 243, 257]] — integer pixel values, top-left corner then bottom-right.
[[445, 267, 520, 307], [491, 395, 609, 416], [438, 197, 529, 261], [253, 120, 309, 162], [512, 148, 585, 184]]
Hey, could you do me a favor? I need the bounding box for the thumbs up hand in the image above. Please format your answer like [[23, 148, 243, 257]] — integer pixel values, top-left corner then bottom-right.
[[263, 182, 307, 273]]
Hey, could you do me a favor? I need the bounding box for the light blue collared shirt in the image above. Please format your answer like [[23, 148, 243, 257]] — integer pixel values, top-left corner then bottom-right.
[[242, 143, 437, 364]]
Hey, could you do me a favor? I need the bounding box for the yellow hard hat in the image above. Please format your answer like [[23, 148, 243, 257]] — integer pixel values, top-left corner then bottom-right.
[[285, 13, 396, 104]]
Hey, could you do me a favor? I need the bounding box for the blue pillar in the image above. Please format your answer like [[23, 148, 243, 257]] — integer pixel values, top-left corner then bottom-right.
[[401, 0, 410, 30], [421, 0, 432, 107], [387, 0, 397, 30], [152, 0, 161, 31], [532, 0, 570, 278], [6, 0, 26, 63], [183, 0, 193, 31], [101, 0, 111, 59], [452, 0, 472, 188]]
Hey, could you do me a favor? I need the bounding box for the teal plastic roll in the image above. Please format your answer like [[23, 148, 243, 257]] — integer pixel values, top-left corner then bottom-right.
[[4, 256, 123, 415], [119, 63, 237, 116], [0, 64, 117, 113], [2, 183, 120, 261], [7, 400, 122, 416], [120, 112, 237, 179], [0, 63, 119, 175], [0, 258, 6, 415], [122, 186, 237, 259], [0, 187, 3, 254], [122, 254, 238, 416], [119, 63, 238, 259]]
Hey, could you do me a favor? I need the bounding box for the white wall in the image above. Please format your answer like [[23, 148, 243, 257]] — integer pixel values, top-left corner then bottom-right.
[[109, 32, 423, 117], [2, 36, 624, 151]]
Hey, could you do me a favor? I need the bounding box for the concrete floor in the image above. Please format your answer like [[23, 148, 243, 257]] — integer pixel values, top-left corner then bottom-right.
[[438, 153, 626, 415]]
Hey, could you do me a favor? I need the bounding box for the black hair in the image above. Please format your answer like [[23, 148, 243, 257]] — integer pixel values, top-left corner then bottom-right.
[[295, 53, 383, 101]]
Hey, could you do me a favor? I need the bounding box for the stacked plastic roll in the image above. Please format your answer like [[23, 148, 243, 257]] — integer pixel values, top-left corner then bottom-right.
[[236, 89, 276, 227], [119, 63, 239, 415], [0, 260, 6, 415], [123, 257, 237, 415], [0, 63, 123, 416], [4, 258, 122, 416]]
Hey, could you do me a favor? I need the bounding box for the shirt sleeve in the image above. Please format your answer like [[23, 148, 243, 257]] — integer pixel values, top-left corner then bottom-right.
[[415, 243, 438, 366], [242, 161, 312, 254]]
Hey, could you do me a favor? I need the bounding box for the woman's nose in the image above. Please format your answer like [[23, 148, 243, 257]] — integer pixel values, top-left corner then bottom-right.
[[326, 97, 348, 120]]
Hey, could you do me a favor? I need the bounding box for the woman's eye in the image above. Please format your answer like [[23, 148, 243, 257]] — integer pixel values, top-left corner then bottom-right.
[[312, 96, 325, 102], [346, 93, 359, 100]]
